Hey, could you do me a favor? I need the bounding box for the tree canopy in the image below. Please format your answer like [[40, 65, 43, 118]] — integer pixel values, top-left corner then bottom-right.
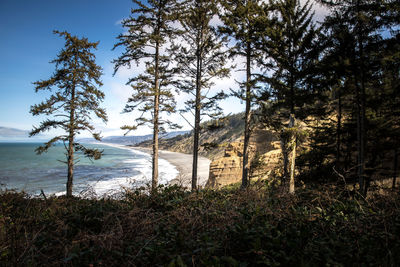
[[30, 30, 107, 197]]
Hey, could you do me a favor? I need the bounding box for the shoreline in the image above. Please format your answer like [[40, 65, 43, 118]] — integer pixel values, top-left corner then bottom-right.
[[0, 142, 210, 197], [129, 146, 211, 188]]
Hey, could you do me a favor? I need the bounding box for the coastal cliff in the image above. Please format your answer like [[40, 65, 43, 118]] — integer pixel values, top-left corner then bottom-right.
[[206, 139, 282, 189], [135, 113, 288, 188], [206, 142, 247, 188]]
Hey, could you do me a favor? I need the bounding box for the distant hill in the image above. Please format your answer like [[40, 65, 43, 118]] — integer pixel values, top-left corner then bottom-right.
[[136, 112, 279, 160], [0, 126, 45, 141], [0, 126, 189, 144], [0, 126, 30, 138], [137, 113, 247, 160], [79, 130, 189, 145]]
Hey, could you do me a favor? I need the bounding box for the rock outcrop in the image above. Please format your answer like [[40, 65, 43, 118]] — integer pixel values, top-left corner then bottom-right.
[[263, 141, 281, 170], [252, 141, 282, 178], [206, 142, 244, 188], [206, 141, 282, 189]]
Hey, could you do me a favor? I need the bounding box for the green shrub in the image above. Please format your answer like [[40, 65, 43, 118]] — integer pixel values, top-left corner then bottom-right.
[[1, 185, 399, 266]]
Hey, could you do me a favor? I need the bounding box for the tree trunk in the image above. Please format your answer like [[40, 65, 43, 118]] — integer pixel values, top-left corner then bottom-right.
[[289, 114, 296, 194], [67, 134, 74, 197], [356, 0, 366, 197], [360, 85, 366, 196], [152, 39, 160, 192], [286, 40, 296, 190], [356, 79, 362, 184], [192, 39, 203, 191], [336, 86, 342, 168], [66, 55, 78, 198], [241, 41, 252, 189], [359, 70, 366, 196], [355, 75, 365, 195], [281, 131, 289, 184], [67, 87, 75, 197], [192, 97, 200, 191], [393, 149, 398, 189]]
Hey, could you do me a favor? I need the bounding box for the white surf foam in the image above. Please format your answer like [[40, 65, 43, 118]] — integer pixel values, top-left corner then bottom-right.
[[89, 143, 179, 195]]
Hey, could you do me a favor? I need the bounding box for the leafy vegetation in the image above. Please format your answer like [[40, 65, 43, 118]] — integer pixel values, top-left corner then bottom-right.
[[1, 184, 400, 266]]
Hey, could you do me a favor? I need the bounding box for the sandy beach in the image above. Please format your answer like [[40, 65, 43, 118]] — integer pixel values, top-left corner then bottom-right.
[[130, 147, 211, 188]]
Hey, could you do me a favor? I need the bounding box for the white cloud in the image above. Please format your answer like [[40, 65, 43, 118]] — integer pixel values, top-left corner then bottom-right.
[[210, 14, 223, 28]]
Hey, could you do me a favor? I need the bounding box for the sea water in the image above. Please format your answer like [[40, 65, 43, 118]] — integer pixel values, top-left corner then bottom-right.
[[0, 142, 178, 197]]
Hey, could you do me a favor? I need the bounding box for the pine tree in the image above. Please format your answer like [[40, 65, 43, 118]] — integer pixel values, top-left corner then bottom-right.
[[317, 0, 400, 195], [30, 31, 107, 197], [262, 0, 320, 193], [366, 1, 400, 191], [381, 34, 400, 189], [172, 0, 229, 191], [219, 0, 265, 189], [321, 23, 355, 170], [113, 0, 180, 191], [294, 8, 358, 182]]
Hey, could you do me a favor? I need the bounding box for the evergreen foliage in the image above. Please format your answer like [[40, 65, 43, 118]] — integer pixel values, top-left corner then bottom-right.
[[307, 0, 400, 195], [219, 0, 266, 189], [113, 0, 181, 191], [30, 31, 107, 197], [172, 0, 230, 190], [121, 59, 179, 132], [261, 0, 320, 193]]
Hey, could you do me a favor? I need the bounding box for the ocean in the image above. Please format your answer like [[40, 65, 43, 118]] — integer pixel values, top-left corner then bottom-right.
[[0, 142, 178, 197]]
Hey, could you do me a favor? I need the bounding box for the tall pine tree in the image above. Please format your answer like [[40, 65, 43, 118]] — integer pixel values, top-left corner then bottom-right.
[[219, 0, 265, 189], [30, 31, 107, 197], [262, 0, 320, 193], [173, 0, 229, 190], [113, 0, 180, 191], [318, 0, 400, 195]]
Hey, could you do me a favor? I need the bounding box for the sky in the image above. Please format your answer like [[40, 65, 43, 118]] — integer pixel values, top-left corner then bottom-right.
[[0, 0, 328, 140]]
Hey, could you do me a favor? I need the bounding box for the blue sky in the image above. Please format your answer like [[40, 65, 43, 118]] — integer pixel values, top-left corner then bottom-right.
[[0, 0, 327, 140], [0, 0, 247, 140], [0, 0, 134, 137]]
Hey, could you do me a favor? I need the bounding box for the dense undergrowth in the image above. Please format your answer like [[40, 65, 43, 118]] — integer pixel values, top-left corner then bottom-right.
[[1, 183, 400, 266]]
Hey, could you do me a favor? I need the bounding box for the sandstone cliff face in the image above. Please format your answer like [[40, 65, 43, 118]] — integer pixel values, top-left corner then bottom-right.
[[207, 141, 282, 189], [252, 141, 282, 178], [206, 142, 244, 188]]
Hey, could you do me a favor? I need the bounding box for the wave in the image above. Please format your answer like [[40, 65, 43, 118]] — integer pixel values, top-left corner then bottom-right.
[[85, 143, 178, 196], [0, 142, 179, 198]]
